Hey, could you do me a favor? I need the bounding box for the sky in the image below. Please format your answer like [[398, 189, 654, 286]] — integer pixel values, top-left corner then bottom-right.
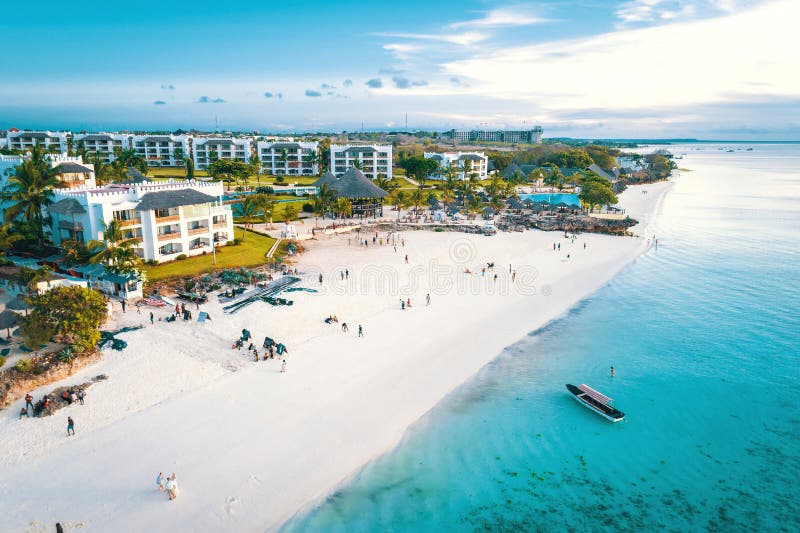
[[1, 0, 798, 139]]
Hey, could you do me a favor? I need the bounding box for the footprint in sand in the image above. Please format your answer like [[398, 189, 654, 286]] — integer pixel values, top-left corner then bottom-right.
[[225, 496, 239, 515]]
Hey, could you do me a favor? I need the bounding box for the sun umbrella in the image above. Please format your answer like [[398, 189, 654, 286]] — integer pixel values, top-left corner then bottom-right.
[[0, 309, 21, 338], [6, 295, 29, 311]]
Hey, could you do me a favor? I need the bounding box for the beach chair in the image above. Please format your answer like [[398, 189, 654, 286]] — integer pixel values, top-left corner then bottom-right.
[[198, 311, 208, 323], [276, 343, 286, 355], [0, 337, 10, 345], [19, 345, 34, 353], [1, 348, 9, 357]]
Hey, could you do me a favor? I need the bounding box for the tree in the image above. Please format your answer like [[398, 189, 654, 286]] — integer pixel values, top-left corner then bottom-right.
[[388, 190, 408, 221], [0, 223, 21, 257], [112, 147, 147, 174], [283, 203, 299, 223], [238, 195, 259, 240], [410, 188, 426, 215], [208, 159, 250, 191], [550, 148, 593, 169], [254, 193, 274, 224], [544, 165, 563, 189], [21, 285, 108, 353], [185, 157, 195, 180], [488, 152, 513, 173], [334, 197, 352, 219], [375, 173, 395, 192], [579, 172, 618, 211], [314, 183, 335, 222], [249, 156, 262, 189], [2, 159, 58, 244], [87, 219, 142, 275], [399, 155, 438, 187]]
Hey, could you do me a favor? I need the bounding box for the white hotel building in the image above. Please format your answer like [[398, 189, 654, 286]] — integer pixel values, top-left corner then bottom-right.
[[330, 144, 392, 180], [193, 138, 251, 170], [6, 131, 70, 153], [257, 140, 319, 175], [132, 134, 192, 167], [48, 180, 234, 263], [73, 133, 132, 162], [424, 151, 489, 180]]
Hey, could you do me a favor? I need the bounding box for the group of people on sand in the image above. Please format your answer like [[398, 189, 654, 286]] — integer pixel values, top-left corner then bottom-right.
[[325, 314, 363, 337], [232, 329, 289, 371], [156, 472, 179, 500], [19, 388, 85, 420]]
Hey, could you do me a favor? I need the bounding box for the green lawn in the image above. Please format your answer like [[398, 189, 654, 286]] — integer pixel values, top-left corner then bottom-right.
[[142, 230, 277, 282]]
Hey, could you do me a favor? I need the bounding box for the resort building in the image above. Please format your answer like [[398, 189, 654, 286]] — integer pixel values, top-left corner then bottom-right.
[[424, 151, 488, 180], [49, 154, 96, 189], [256, 141, 319, 175], [192, 137, 251, 170], [47, 180, 234, 263], [0, 154, 27, 221], [314, 168, 388, 217], [330, 144, 392, 180], [5, 130, 70, 153], [73, 133, 132, 162], [132, 134, 192, 167], [443, 127, 543, 144]]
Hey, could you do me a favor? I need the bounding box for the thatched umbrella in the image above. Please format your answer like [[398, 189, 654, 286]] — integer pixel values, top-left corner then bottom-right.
[[6, 295, 29, 311], [0, 309, 21, 338]]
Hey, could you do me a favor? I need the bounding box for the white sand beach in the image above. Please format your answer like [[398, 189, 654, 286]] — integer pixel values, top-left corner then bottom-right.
[[0, 181, 672, 532]]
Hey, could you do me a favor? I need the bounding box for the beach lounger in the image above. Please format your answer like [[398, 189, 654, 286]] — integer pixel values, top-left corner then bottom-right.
[[1, 348, 9, 357], [198, 311, 208, 323], [0, 337, 10, 345], [19, 345, 34, 353]]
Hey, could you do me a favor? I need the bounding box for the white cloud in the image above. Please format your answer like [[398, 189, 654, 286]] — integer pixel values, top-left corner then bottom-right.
[[374, 31, 487, 47], [449, 6, 549, 29], [615, 0, 757, 26], [440, 0, 798, 112]]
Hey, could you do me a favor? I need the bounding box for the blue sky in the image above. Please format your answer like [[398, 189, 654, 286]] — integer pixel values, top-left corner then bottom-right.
[[1, 0, 797, 138]]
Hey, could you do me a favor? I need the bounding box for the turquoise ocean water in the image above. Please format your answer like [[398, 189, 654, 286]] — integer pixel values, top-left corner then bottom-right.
[[283, 144, 800, 532]]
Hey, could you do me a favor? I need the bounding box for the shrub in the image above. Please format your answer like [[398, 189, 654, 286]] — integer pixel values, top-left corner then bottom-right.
[[275, 175, 285, 184], [145, 260, 159, 266], [302, 203, 314, 213], [15, 358, 35, 373], [0, 355, 6, 368], [176, 254, 188, 261]]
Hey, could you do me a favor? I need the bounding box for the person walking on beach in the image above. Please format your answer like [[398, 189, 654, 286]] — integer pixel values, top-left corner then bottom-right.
[[166, 473, 178, 500], [157, 472, 166, 491], [426, 293, 431, 306], [341, 271, 345, 281], [280, 359, 287, 373], [358, 325, 364, 337], [558, 243, 561, 251], [77, 389, 85, 405], [66, 417, 75, 436], [136, 302, 141, 315], [149, 311, 154, 324], [512, 271, 516, 283], [405, 254, 409, 264], [25, 393, 33, 413], [121, 299, 126, 313], [319, 273, 323, 284], [401, 299, 405, 310], [584, 242, 587, 249], [345, 269, 349, 279], [342, 322, 348, 332]]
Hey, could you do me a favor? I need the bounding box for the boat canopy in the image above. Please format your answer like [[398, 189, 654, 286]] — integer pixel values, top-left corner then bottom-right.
[[578, 384, 613, 405]]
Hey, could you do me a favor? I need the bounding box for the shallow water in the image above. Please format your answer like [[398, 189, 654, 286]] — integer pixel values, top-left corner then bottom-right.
[[283, 144, 800, 532]]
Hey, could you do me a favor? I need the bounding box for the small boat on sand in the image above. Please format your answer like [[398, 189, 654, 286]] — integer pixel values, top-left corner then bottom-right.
[[566, 384, 625, 422]]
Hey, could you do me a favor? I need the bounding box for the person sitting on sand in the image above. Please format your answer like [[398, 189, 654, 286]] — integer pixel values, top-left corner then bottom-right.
[[406, 298, 412, 308], [19, 407, 28, 420], [342, 322, 349, 332]]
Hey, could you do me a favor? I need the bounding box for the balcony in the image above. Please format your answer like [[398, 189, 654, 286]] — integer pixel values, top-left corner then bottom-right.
[[155, 214, 180, 223], [188, 226, 209, 236], [157, 231, 181, 241], [118, 218, 141, 227], [213, 220, 227, 228]]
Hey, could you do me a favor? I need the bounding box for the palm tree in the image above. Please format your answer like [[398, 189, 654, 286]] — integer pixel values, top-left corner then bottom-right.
[[410, 188, 425, 216], [254, 193, 274, 223], [375, 173, 394, 193], [304, 150, 320, 175], [316, 183, 335, 215], [2, 160, 58, 244], [351, 159, 364, 171], [467, 195, 483, 219], [250, 156, 262, 189], [237, 196, 258, 241], [87, 219, 141, 274], [334, 197, 353, 219], [0, 223, 21, 257], [389, 190, 407, 221], [113, 147, 147, 174], [279, 148, 289, 175]]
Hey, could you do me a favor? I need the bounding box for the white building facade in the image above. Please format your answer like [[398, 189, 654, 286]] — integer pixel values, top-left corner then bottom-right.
[[132, 135, 192, 167], [330, 143, 392, 180], [48, 181, 234, 263], [73, 133, 132, 162], [6, 131, 70, 153], [49, 154, 97, 189], [257, 141, 319, 175], [424, 151, 489, 180], [443, 127, 543, 144], [193, 138, 251, 170]]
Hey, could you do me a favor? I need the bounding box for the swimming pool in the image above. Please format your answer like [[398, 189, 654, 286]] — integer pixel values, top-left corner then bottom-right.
[[517, 193, 581, 206]]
